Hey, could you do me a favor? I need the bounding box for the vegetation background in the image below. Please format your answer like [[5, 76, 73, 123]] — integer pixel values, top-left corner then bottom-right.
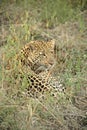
[[0, 0, 87, 130]]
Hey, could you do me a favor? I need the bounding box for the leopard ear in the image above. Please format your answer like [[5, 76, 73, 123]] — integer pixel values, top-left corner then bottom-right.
[[50, 39, 55, 49]]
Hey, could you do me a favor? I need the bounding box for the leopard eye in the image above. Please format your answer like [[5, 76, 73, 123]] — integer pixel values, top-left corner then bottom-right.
[[39, 52, 46, 56], [39, 52, 43, 55]]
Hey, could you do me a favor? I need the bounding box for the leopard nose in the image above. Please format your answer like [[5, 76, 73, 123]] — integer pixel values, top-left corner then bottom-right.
[[47, 59, 55, 65]]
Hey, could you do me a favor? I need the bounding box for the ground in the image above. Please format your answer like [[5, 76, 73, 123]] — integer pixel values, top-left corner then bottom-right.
[[0, 1, 87, 130]]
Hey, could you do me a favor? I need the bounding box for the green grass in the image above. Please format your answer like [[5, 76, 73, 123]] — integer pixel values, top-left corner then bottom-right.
[[0, 0, 84, 27], [0, 1, 87, 130]]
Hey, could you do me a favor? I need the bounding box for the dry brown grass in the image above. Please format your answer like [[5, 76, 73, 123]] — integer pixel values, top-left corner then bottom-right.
[[0, 1, 87, 130]]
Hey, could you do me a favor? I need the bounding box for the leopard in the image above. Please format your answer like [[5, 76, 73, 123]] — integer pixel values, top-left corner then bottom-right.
[[18, 40, 56, 74], [20, 70, 57, 99], [6, 40, 65, 99]]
